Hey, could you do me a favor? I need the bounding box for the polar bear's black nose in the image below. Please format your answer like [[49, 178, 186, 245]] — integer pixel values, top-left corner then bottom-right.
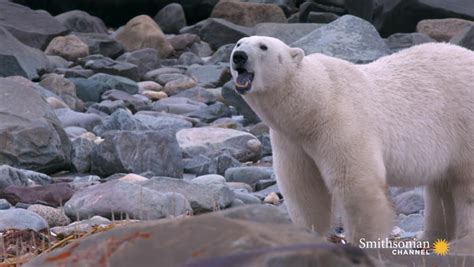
[[233, 51, 248, 65]]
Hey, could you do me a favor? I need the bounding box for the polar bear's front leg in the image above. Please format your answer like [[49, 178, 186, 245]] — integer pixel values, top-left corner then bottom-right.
[[306, 141, 395, 244], [270, 130, 332, 236]]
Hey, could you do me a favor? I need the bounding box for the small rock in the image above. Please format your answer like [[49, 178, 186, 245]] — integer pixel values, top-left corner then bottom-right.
[[395, 213, 424, 233], [177, 127, 261, 162], [116, 48, 161, 78], [211, 1, 287, 27], [385, 32, 434, 53], [152, 97, 207, 114], [186, 64, 229, 88], [306, 12, 339, 23], [74, 32, 125, 58], [51, 216, 111, 237], [163, 76, 198, 96], [72, 137, 95, 173], [0, 209, 48, 231], [393, 190, 425, 215], [119, 173, 149, 184], [89, 73, 139, 95], [235, 192, 262, 205], [139, 81, 163, 92], [417, 18, 473, 42], [264, 192, 280, 205], [225, 166, 273, 188], [222, 81, 260, 123], [45, 35, 90, 62], [168, 33, 200, 51], [178, 52, 205, 65], [0, 183, 75, 207], [181, 18, 252, 50], [143, 90, 168, 101], [173, 87, 217, 104], [0, 199, 12, 210], [192, 174, 226, 185], [83, 55, 140, 81], [185, 102, 232, 123], [27, 204, 71, 227]]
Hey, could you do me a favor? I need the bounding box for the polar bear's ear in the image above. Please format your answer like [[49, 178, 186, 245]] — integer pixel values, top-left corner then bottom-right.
[[290, 48, 304, 64]]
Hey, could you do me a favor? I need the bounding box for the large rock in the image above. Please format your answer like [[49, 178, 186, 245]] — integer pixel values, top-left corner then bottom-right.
[[211, 1, 287, 27], [115, 15, 174, 58], [141, 177, 235, 213], [154, 3, 187, 34], [26, 211, 378, 267], [0, 208, 48, 232], [177, 127, 261, 162], [64, 180, 191, 220], [0, 165, 51, 190], [0, 1, 68, 49], [55, 10, 108, 34], [254, 23, 323, 44], [345, 0, 474, 37], [89, 73, 139, 95], [0, 26, 50, 80], [385, 32, 434, 53], [181, 18, 252, 50], [68, 77, 112, 103], [45, 35, 90, 61], [291, 15, 390, 64], [82, 55, 140, 81], [90, 131, 183, 178], [0, 79, 72, 173]]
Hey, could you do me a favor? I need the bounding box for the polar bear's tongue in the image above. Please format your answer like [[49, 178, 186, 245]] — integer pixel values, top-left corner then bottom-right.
[[236, 72, 254, 92]]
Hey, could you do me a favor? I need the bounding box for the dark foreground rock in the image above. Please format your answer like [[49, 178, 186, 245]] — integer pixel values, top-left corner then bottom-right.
[[25, 209, 377, 267], [0, 79, 72, 174]]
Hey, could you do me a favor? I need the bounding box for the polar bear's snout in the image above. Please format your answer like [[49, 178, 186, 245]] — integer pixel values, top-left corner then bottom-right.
[[231, 50, 255, 94], [232, 51, 248, 66]]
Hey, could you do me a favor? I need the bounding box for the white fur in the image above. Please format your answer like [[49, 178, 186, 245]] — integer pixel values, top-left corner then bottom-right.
[[231, 36, 474, 252]]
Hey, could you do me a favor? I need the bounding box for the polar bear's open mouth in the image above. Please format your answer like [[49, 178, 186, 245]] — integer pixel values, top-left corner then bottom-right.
[[235, 68, 254, 93]]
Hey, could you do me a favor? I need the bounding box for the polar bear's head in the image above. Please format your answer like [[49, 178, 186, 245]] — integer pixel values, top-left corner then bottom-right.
[[230, 36, 305, 95]]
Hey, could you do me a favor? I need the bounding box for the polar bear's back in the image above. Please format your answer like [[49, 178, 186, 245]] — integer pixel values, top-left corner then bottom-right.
[[360, 43, 473, 185]]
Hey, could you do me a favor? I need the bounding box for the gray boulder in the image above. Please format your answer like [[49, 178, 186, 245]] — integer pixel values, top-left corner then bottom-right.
[[55, 108, 103, 131], [291, 15, 390, 64], [254, 23, 323, 44], [56, 10, 108, 34], [0, 165, 52, 190], [64, 180, 191, 220], [0, 26, 50, 80], [141, 177, 235, 213], [451, 25, 474, 51], [0, 208, 48, 231], [116, 48, 161, 78], [90, 130, 183, 178], [222, 81, 260, 123], [0, 1, 68, 49], [154, 3, 187, 34], [0, 79, 72, 173]]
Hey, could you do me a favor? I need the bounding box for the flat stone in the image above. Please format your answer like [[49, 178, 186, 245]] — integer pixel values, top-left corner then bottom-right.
[[0, 208, 48, 231]]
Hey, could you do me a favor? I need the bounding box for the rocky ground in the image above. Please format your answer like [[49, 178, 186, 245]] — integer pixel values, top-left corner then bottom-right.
[[0, 0, 473, 266]]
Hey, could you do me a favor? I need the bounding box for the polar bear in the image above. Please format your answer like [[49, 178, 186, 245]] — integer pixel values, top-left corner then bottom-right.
[[230, 36, 474, 251]]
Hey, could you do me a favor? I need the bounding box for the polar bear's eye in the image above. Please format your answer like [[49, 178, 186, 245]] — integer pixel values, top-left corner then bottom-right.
[[260, 44, 268, 51]]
